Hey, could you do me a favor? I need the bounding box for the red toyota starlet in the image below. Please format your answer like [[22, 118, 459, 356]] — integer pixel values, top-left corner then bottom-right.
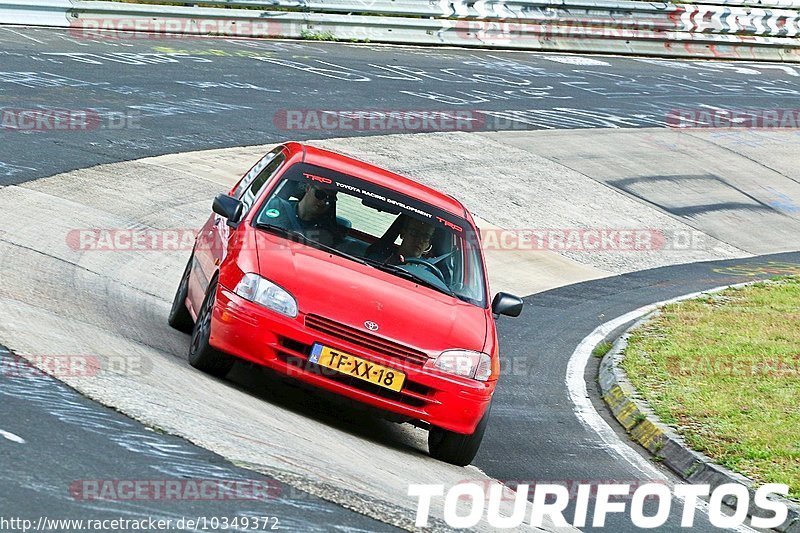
[[169, 142, 523, 465]]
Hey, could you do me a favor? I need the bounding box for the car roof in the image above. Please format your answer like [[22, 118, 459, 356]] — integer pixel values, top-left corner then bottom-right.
[[283, 142, 468, 219]]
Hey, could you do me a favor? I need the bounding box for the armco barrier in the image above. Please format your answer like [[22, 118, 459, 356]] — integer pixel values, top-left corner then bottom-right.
[[1, 0, 799, 61], [0, 0, 71, 27], [64, 0, 800, 15]]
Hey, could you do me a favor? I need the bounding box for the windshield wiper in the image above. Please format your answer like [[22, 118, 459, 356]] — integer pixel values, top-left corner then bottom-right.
[[362, 257, 456, 297], [253, 222, 371, 267], [253, 222, 308, 242]]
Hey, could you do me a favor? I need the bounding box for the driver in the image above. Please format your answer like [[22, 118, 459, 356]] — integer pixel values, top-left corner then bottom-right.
[[261, 183, 342, 245], [369, 216, 435, 264]]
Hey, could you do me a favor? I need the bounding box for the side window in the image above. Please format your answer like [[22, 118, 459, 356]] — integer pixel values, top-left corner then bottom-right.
[[239, 152, 286, 215], [231, 147, 284, 200]]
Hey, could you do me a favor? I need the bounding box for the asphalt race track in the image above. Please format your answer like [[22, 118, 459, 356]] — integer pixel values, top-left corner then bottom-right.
[[1, 26, 799, 532], [482, 251, 800, 531], [2, 26, 800, 185], [0, 347, 400, 532]]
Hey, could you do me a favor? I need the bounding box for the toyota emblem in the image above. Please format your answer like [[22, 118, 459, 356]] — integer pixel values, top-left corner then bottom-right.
[[364, 321, 379, 331]]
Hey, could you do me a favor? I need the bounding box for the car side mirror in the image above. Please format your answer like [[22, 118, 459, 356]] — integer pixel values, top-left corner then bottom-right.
[[492, 292, 523, 318], [212, 194, 244, 227]]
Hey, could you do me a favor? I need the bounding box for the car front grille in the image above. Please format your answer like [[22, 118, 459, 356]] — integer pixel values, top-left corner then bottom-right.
[[304, 314, 430, 367]]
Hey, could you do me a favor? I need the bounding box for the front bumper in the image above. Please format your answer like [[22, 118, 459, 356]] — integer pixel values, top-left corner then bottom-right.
[[208, 286, 494, 435]]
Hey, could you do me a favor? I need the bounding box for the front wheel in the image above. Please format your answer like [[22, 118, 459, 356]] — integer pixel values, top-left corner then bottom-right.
[[428, 402, 491, 466], [168, 254, 195, 333], [188, 278, 235, 378]]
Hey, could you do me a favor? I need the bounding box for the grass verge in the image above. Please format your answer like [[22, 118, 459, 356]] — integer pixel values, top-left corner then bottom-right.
[[622, 277, 800, 500], [593, 341, 613, 358]]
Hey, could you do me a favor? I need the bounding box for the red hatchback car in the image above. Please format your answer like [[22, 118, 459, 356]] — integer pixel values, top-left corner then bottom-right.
[[169, 142, 523, 465]]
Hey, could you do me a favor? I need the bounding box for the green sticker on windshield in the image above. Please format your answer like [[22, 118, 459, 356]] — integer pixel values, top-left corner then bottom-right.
[[264, 208, 280, 218]]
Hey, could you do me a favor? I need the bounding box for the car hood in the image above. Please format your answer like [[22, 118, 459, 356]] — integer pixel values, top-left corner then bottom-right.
[[254, 231, 488, 355]]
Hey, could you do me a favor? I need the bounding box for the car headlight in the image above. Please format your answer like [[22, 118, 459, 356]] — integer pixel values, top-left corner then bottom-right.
[[434, 350, 493, 381], [234, 273, 298, 318]]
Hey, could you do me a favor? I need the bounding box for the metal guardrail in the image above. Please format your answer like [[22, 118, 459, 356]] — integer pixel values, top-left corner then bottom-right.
[[0, 0, 72, 26], [78, 0, 800, 13], [112, 0, 449, 17], [1, 0, 799, 61], [707, 0, 800, 6]]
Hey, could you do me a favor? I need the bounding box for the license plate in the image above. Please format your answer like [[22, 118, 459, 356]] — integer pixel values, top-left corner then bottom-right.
[[309, 344, 405, 392]]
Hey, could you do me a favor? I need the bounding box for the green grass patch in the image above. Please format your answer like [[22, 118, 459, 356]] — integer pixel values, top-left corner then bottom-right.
[[299, 29, 338, 41], [622, 277, 800, 500], [593, 341, 613, 358]]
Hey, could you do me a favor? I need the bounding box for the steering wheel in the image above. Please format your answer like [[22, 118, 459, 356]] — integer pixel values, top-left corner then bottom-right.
[[402, 258, 447, 284]]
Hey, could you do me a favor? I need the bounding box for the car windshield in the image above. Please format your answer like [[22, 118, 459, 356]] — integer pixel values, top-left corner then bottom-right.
[[253, 163, 487, 307]]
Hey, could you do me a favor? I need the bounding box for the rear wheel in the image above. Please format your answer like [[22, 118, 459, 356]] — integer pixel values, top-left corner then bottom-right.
[[168, 254, 195, 333], [428, 402, 491, 466], [188, 278, 234, 378]]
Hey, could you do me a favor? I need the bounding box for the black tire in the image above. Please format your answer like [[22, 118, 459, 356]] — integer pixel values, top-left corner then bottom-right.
[[428, 402, 492, 466], [168, 254, 195, 333], [188, 278, 235, 378]]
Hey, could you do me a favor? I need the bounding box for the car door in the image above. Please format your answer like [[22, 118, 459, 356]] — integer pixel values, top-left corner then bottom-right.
[[191, 147, 287, 309]]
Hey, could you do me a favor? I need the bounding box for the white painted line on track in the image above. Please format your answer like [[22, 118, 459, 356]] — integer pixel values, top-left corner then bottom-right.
[[2, 27, 44, 44], [566, 283, 757, 532], [0, 429, 26, 444], [540, 56, 611, 66]]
